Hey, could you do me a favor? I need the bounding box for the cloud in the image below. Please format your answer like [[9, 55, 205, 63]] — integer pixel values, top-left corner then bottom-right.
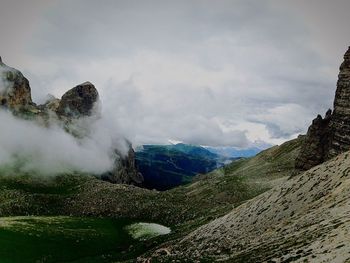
[[1, 0, 347, 147], [0, 108, 131, 176]]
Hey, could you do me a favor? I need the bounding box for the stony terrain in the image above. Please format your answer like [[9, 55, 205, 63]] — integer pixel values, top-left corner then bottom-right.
[[144, 150, 350, 262]]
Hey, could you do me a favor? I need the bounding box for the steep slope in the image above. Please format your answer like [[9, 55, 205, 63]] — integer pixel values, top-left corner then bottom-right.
[[146, 151, 350, 262]]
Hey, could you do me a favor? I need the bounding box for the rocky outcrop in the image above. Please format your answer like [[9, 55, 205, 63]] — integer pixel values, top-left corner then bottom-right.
[[0, 58, 143, 186], [327, 47, 350, 159], [102, 144, 144, 186], [0, 58, 33, 110], [56, 82, 99, 118], [295, 110, 332, 170], [296, 47, 350, 170]]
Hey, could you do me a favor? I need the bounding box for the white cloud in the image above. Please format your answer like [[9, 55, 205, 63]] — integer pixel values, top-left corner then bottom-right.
[[0, 109, 130, 176], [1, 0, 347, 148]]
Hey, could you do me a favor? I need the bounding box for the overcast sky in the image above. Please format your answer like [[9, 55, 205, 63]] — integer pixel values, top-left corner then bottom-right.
[[1, 0, 349, 148]]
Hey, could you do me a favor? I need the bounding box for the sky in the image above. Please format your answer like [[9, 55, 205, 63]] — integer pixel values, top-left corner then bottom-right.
[[1, 0, 349, 149]]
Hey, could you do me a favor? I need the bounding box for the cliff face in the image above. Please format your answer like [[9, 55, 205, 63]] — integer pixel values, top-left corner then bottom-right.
[[296, 47, 350, 170], [327, 47, 350, 159], [0, 58, 143, 186]]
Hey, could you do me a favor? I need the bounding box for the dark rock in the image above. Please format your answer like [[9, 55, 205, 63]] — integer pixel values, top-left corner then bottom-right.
[[56, 82, 99, 118], [295, 111, 331, 170], [296, 46, 350, 170], [102, 142, 144, 186], [326, 47, 350, 159]]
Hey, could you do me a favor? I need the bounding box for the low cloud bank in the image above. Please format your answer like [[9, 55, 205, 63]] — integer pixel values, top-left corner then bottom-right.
[[0, 110, 128, 176]]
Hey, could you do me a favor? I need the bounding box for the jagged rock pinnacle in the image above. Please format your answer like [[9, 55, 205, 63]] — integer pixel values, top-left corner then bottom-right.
[[296, 46, 350, 170]]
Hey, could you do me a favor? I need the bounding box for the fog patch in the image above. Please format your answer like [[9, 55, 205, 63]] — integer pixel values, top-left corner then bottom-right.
[[0, 110, 128, 176]]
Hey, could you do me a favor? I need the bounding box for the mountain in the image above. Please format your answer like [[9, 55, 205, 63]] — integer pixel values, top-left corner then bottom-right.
[[146, 149, 350, 262], [135, 143, 237, 190], [141, 46, 350, 262], [205, 146, 262, 158], [296, 46, 350, 170], [1, 46, 350, 262], [0, 58, 143, 186]]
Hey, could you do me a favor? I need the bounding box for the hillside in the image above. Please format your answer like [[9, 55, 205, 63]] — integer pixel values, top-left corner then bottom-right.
[[145, 150, 350, 262]]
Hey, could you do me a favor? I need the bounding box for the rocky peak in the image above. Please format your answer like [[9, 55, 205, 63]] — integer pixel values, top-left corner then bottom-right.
[[326, 46, 350, 159], [296, 46, 350, 170], [0, 59, 33, 110], [56, 81, 99, 118]]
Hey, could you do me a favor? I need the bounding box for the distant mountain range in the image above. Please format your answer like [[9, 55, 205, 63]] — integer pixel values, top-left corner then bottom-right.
[[204, 146, 263, 158], [135, 143, 258, 190]]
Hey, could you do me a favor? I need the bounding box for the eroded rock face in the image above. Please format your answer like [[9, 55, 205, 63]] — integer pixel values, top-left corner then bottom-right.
[[56, 82, 99, 118], [0, 59, 33, 110], [296, 47, 350, 170]]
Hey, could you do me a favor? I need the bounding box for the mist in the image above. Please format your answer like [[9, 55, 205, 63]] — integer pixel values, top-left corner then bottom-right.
[[0, 109, 129, 176]]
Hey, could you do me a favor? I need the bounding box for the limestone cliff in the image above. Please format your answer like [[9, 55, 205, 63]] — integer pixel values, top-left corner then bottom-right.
[[296, 47, 350, 170]]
